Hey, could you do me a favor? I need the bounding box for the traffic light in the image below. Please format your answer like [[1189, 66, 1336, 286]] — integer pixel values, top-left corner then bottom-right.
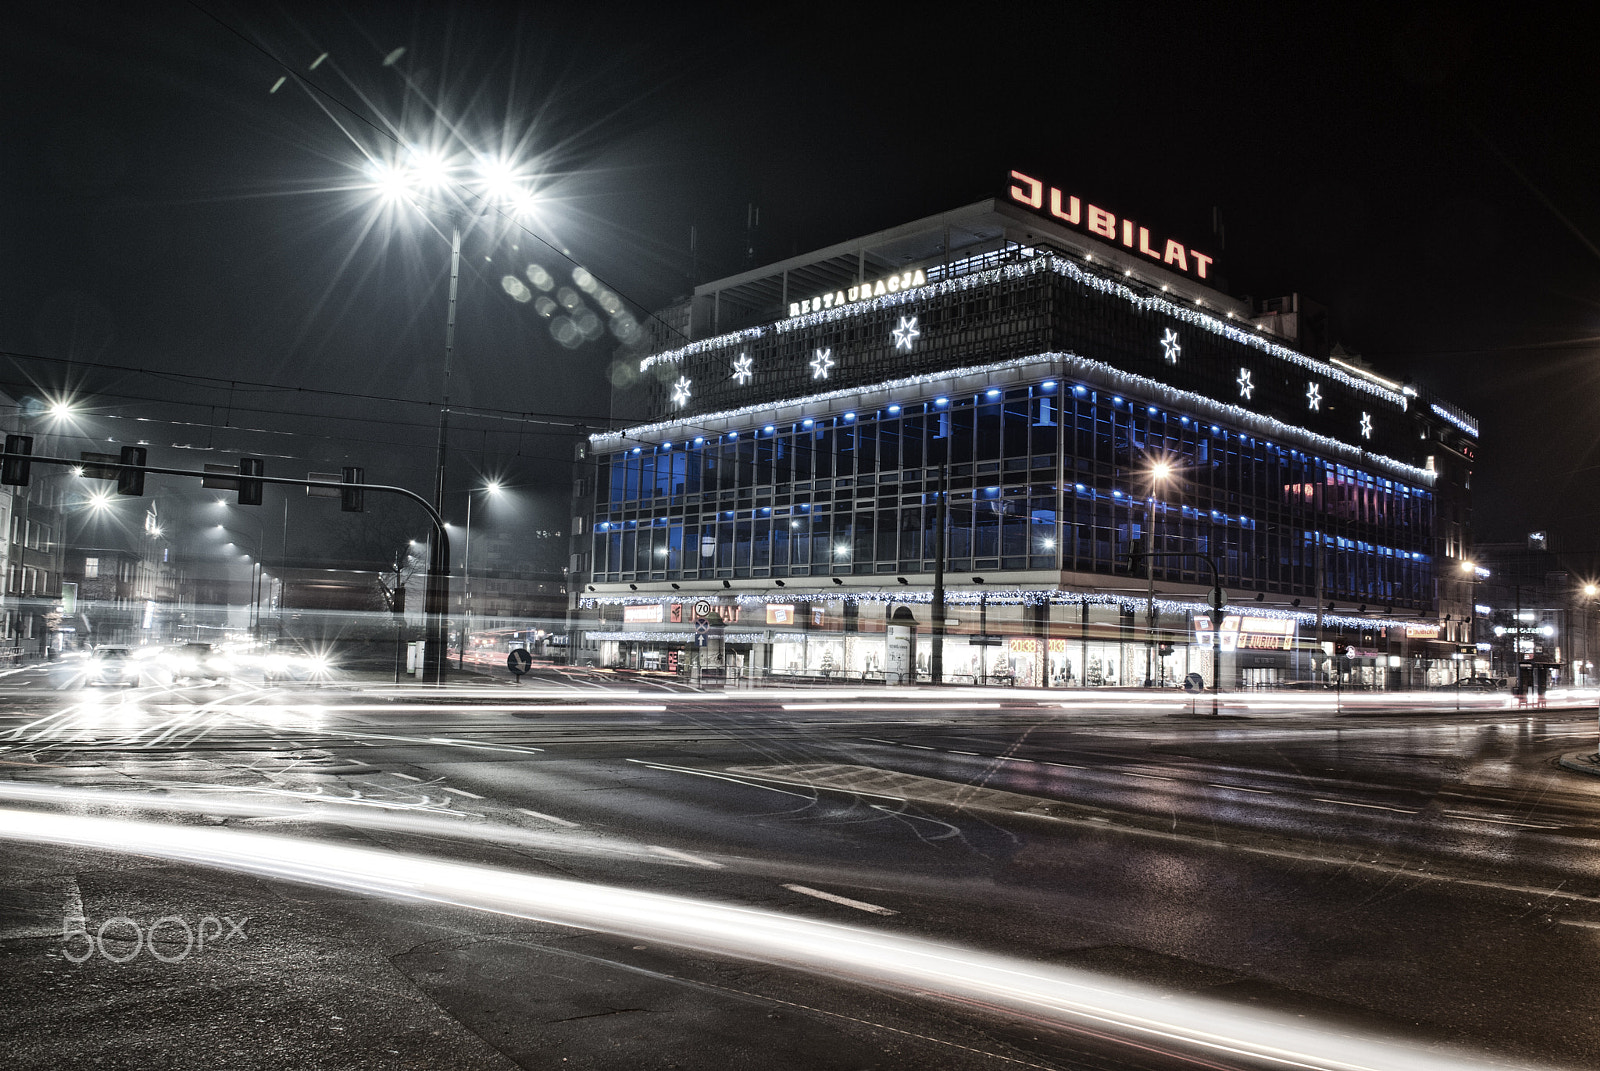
[[340, 466, 364, 512], [116, 446, 146, 496], [1334, 642, 1350, 660], [1, 434, 33, 486], [238, 457, 264, 505], [1158, 642, 1174, 657]]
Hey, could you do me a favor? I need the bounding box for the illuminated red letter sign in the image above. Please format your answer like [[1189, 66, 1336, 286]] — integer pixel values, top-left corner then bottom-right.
[[1008, 170, 1042, 208], [1004, 169, 1216, 283]]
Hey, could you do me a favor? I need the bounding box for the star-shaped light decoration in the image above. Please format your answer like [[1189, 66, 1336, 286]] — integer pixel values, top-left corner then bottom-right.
[[1237, 368, 1254, 401], [1160, 328, 1181, 363], [810, 347, 834, 380], [1306, 382, 1321, 411], [670, 376, 691, 407], [1360, 412, 1373, 439], [731, 353, 753, 385], [891, 315, 921, 352]]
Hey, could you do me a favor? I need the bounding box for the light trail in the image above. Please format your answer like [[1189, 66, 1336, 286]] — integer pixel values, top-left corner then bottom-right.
[[0, 808, 1553, 1071], [782, 702, 1002, 711]]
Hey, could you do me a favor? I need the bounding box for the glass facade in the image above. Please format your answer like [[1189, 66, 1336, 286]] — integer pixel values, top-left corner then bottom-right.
[[589, 376, 1433, 608]]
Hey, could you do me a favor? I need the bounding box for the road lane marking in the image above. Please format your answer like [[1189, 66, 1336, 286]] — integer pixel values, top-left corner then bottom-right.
[[390, 772, 422, 781], [517, 808, 579, 827], [649, 846, 724, 869], [782, 884, 897, 916], [1210, 784, 1273, 793], [1556, 919, 1600, 929], [1043, 762, 1086, 769], [905, 745, 936, 750], [1121, 772, 1174, 781], [1442, 811, 1560, 829], [949, 750, 979, 756], [439, 786, 484, 799], [624, 759, 818, 800], [1305, 797, 1420, 813]]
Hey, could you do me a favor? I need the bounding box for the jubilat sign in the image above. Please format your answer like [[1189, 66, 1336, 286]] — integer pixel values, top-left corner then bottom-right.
[[1006, 170, 1215, 281], [788, 268, 927, 318]]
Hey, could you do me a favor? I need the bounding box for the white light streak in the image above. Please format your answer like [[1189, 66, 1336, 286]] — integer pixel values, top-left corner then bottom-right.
[[0, 809, 1538, 1071]]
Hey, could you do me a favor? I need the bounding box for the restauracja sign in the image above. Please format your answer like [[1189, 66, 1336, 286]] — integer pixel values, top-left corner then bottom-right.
[[1006, 170, 1215, 281]]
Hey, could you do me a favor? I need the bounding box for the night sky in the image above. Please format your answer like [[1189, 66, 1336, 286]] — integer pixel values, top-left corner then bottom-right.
[[4, 4, 1596, 550]]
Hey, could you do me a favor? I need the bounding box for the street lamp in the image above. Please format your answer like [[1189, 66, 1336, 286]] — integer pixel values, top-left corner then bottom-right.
[[215, 505, 268, 642], [1144, 460, 1172, 688], [460, 480, 502, 668], [361, 144, 538, 683]]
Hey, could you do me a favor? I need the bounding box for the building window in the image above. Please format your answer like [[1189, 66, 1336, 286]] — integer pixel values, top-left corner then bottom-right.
[[84, 557, 100, 579]]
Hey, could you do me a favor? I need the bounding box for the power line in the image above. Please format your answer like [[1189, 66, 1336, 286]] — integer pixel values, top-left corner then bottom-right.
[[0, 346, 616, 429]]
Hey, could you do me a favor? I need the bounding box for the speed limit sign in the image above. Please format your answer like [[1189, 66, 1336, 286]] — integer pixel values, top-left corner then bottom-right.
[[693, 599, 712, 620]]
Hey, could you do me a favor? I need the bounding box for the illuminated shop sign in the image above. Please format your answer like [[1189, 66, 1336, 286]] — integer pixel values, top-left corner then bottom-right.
[[1405, 623, 1441, 639], [1006, 170, 1215, 281], [623, 604, 663, 624], [787, 268, 928, 318], [1194, 614, 1296, 652], [766, 604, 796, 626]]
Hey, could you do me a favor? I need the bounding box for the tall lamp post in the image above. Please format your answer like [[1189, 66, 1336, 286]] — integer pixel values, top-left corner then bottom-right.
[[215, 505, 267, 641], [459, 480, 501, 668], [1455, 559, 1488, 707], [363, 147, 538, 683], [1581, 584, 1597, 688], [1144, 461, 1171, 687]]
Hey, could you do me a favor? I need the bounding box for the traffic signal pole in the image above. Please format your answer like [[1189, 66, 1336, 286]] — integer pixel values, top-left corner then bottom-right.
[[0, 448, 452, 684]]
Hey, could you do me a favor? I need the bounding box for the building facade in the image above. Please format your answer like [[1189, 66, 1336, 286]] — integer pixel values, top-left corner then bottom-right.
[[571, 180, 1477, 688]]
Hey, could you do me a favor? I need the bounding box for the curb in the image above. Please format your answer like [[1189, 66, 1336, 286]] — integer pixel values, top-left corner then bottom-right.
[[1558, 751, 1600, 778]]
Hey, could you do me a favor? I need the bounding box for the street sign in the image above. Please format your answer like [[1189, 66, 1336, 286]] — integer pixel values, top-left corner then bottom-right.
[[79, 452, 121, 480], [695, 634, 708, 647], [306, 471, 343, 499], [201, 462, 241, 490], [969, 635, 1003, 647], [507, 649, 533, 674]]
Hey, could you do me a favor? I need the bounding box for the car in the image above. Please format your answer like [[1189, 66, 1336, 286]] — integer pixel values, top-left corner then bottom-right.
[[162, 642, 229, 684], [85, 645, 139, 687], [259, 641, 336, 683]]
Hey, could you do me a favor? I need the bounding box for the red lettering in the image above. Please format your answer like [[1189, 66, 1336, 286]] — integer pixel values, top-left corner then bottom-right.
[[1008, 170, 1043, 209], [1087, 205, 1116, 239], [1048, 188, 1080, 224], [1163, 240, 1189, 273], [1121, 219, 1135, 247], [1138, 227, 1161, 259], [1192, 251, 1213, 279]]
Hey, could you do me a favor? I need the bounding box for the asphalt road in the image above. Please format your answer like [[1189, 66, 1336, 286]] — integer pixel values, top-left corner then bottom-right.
[[3, 666, 1599, 1070]]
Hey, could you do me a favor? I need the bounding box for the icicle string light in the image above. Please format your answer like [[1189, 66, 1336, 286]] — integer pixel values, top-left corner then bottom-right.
[[594, 350, 1435, 485], [637, 253, 1415, 411]]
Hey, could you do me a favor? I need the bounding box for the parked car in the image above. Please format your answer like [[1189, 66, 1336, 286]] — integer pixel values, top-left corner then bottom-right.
[[1433, 676, 1505, 692], [85, 645, 139, 687]]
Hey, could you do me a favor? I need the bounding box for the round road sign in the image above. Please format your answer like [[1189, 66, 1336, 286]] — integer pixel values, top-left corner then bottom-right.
[[507, 649, 533, 674]]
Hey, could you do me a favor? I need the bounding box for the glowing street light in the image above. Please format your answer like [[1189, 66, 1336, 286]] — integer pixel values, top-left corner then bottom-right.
[[359, 141, 538, 683], [1145, 461, 1174, 687], [459, 480, 503, 668]]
